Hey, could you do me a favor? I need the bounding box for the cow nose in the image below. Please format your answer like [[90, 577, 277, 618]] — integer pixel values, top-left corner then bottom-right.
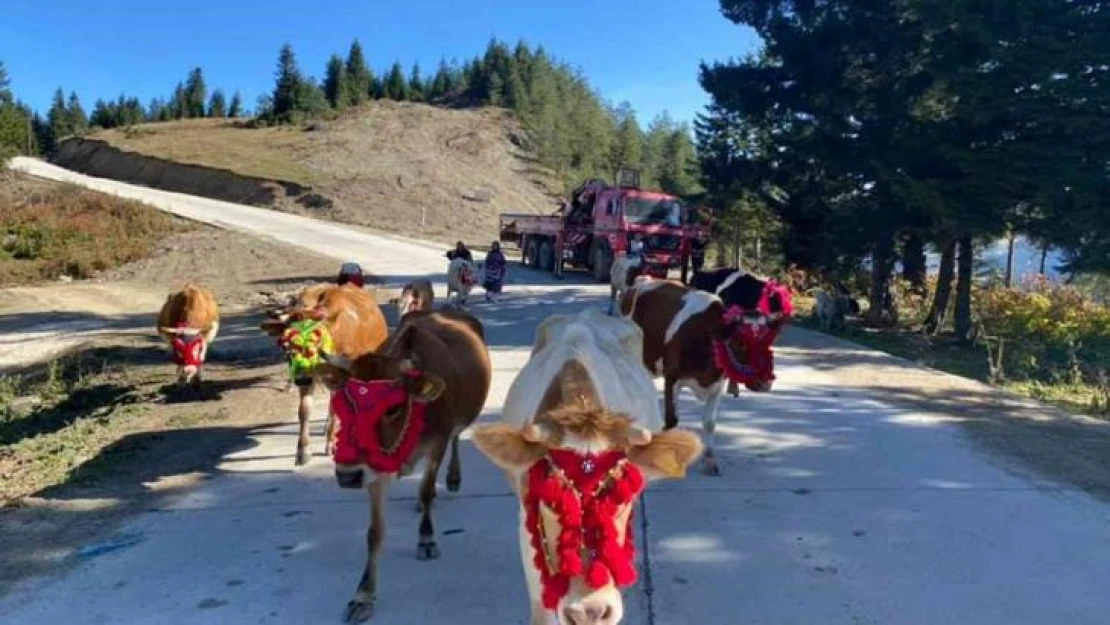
[[562, 601, 616, 625], [335, 467, 365, 489]]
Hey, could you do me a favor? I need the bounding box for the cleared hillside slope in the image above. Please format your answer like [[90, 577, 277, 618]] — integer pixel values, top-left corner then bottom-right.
[[55, 101, 558, 247]]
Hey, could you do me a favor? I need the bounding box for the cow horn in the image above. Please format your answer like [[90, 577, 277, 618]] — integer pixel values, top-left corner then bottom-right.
[[629, 426, 653, 447], [522, 423, 546, 444]]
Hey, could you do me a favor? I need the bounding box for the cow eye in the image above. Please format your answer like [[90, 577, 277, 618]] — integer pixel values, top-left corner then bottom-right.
[[384, 405, 405, 420]]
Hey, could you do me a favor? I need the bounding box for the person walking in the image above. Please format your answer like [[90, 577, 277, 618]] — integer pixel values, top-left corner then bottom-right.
[[483, 241, 507, 302], [446, 240, 473, 263]]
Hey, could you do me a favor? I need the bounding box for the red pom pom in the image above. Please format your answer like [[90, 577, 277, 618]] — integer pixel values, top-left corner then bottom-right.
[[587, 560, 611, 589]]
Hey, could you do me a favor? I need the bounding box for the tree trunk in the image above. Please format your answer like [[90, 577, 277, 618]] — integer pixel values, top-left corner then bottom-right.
[[954, 235, 975, 342], [733, 222, 743, 268], [1039, 243, 1049, 275], [865, 233, 895, 326], [924, 238, 956, 333], [902, 233, 927, 295], [1004, 231, 1016, 287]]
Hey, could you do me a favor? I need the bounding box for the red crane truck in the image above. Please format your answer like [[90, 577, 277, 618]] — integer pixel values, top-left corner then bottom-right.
[[498, 169, 703, 282]]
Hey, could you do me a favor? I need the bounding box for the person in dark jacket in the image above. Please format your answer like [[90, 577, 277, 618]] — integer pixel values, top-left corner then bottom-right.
[[482, 241, 508, 302], [445, 240, 474, 263]]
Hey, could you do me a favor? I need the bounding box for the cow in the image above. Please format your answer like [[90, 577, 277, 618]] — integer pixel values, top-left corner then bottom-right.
[[315, 307, 491, 623], [472, 309, 703, 625], [156, 283, 220, 388], [396, 278, 435, 318], [446, 256, 478, 306], [689, 268, 796, 397], [260, 283, 389, 467], [607, 255, 645, 315], [620, 271, 793, 476]]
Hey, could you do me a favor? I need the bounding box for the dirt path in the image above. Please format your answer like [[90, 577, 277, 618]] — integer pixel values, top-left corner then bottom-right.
[[0, 226, 372, 588]]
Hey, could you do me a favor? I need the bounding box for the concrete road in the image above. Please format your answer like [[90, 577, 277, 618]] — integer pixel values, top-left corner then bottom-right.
[[4, 158, 1110, 624]]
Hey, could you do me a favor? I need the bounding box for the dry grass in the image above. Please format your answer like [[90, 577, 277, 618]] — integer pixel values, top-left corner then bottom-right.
[[90, 101, 557, 246], [0, 173, 194, 286], [96, 119, 317, 184]]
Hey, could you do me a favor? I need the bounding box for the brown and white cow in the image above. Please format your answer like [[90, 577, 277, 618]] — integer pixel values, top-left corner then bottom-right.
[[472, 309, 702, 625], [260, 283, 389, 466], [620, 270, 793, 475], [156, 283, 220, 387], [396, 278, 434, 318], [316, 307, 491, 623]]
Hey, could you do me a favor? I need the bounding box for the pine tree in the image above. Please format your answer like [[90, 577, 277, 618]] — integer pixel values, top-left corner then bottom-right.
[[170, 82, 187, 119], [47, 88, 71, 138], [184, 67, 207, 118], [408, 63, 425, 102], [228, 91, 243, 118], [609, 102, 643, 175], [323, 54, 348, 108], [67, 92, 88, 134], [0, 61, 11, 104], [271, 43, 304, 122], [208, 89, 227, 117], [428, 59, 452, 102], [385, 62, 408, 101], [344, 39, 372, 106], [90, 98, 112, 128]]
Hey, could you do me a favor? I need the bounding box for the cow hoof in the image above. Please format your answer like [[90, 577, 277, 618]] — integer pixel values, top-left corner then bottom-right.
[[295, 449, 310, 467], [702, 458, 722, 477], [446, 473, 461, 493], [344, 598, 376, 623], [416, 541, 440, 561]]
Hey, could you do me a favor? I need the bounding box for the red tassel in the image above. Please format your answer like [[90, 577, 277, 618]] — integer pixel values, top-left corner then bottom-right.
[[587, 560, 611, 588]]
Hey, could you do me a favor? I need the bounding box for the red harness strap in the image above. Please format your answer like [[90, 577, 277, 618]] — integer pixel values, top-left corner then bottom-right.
[[330, 371, 427, 474], [524, 449, 646, 610], [170, 322, 206, 367]]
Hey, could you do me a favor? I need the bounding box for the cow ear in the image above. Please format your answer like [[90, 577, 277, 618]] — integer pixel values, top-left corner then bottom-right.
[[471, 424, 546, 473], [628, 428, 704, 480], [412, 372, 446, 402]]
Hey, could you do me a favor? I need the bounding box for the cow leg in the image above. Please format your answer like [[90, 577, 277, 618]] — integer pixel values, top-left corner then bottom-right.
[[700, 380, 725, 476], [518, 501, 549, 625], [295, 384, 312, 466], [345, 476, 391, 623], [416, 437, 450, 560], [445, 432, 462, 493], [663, 375, 679, 430], [323, 408, 337, 457]]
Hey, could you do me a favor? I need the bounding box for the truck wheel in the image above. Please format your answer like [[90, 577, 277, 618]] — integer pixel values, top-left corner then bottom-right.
[[523, 237, 537, 268], [592, 244, 611, 282], [538, 240, 555, 272]]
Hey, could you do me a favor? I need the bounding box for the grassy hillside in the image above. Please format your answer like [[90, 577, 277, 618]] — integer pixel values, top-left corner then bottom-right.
[[0, 172, 194, 286], [89, 101, 558, 247]]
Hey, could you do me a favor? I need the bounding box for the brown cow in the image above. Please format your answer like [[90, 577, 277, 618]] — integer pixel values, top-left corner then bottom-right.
[[156, 283, 220, 387], [472, 309, 703, 625], [316, 307, 491, 623], [260, 283, 389, 466], [620, 274, 792, 476]]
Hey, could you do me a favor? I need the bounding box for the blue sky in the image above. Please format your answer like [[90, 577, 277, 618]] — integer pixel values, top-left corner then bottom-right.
[[1, 0, 760, 125]]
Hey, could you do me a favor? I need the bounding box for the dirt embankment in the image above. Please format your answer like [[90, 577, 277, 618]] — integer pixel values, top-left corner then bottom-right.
[[74, 102, 557, 247], [49, 137, 333, 212]]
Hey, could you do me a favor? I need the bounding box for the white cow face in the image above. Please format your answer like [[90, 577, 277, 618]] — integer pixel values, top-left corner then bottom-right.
[[472, 411, 703, 625]]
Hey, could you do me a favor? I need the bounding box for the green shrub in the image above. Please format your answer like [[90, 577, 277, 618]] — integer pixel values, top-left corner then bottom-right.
[[974, 276, 1110, 385]]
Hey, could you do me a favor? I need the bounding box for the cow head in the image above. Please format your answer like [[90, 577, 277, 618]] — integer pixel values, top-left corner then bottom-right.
[[473, 409, 703, 625], [316, 328, 446, 488], [160, 323, 207, 384], [260, 288, 335, 384], [713, 274, 795, 392]]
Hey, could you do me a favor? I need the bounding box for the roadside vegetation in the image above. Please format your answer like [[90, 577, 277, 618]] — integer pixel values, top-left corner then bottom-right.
[[0, 172, 192, 286]]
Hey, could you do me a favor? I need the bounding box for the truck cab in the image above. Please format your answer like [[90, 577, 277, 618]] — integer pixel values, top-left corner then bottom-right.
[[498, 169, 698, 282]]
